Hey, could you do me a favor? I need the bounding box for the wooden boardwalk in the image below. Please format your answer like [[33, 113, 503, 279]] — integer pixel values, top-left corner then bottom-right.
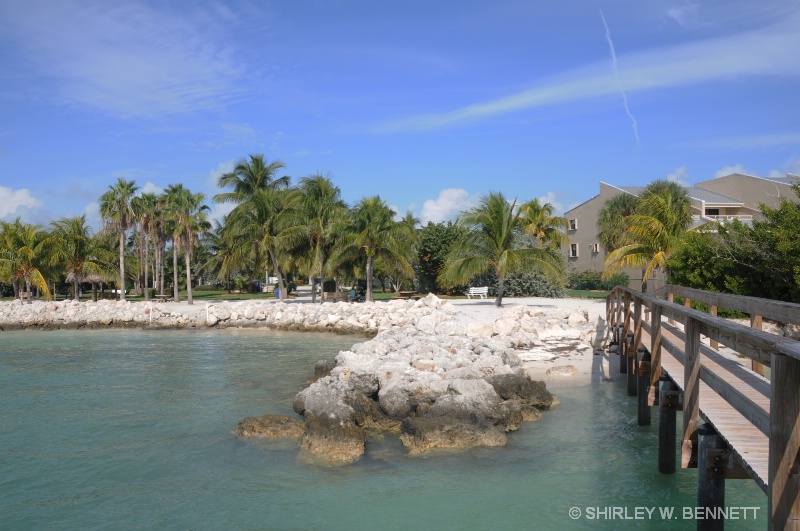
[[606, 285, 800, 529]]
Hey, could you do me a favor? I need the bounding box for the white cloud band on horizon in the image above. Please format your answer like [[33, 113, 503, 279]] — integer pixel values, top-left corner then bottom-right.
[[377, 13, 800, 133]]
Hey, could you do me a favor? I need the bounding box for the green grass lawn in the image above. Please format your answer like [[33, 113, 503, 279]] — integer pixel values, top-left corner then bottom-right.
[[567, 289, 609, 299]]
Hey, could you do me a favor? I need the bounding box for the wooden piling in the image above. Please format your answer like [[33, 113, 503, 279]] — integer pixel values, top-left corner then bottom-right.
[[659, 376, 678, 474], [683, 317, 701, 469], [697, 423, 726, 531]]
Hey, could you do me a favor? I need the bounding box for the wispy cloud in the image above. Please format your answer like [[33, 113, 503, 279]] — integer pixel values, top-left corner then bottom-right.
[[537, 192, 565, 215], [378, 12, 800, 133], [0, 186, 42, 219], [600, 10, 640, 147], [420, 188, 472, 224], [0, 1, 246, 120]]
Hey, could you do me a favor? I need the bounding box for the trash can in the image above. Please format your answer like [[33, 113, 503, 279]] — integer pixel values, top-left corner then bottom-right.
[[275, 288, 280, 299]]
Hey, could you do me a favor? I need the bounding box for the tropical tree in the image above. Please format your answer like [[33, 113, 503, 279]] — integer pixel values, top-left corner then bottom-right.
[[132, 192, 158, 300], [518, 198, 569, 250], [602, 180, 693, 289], [50, 215, 112, 301], [438, 192, 566, 306], [596, 192, 638, 253], [415, 221, 469, 294], [0, 219, 54, 303], [202, 219, 244, 294], [214, 155, 289, 205], [296, 174, 347, 303], [99, 178, 139, 301], [330, 196, 415, 302], [163, 184, 209, 304]]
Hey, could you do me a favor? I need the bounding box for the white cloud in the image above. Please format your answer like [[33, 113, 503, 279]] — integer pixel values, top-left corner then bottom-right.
[[206, 160, 236, 190], [420, 188, 472, 224], [537, 192, 565, 215], [140, 182, 164, 195], [378, 12, 800, 132], [666, 166, 690, 186], [0, 1, 246, 120], [714, 164, 747, 179], [0, 186, 42, 218]]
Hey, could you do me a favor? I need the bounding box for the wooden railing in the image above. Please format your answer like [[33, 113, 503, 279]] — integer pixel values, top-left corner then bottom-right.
[[606, 285, 800, 530]]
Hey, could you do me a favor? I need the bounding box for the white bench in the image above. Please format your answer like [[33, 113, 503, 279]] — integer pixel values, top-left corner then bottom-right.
[[466, 286, 488, 299]]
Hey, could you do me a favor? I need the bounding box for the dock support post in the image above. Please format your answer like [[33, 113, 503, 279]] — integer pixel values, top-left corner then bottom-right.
[[649, 305, 662, 407], [769, 352, 800, 530], [626, 337, 636, 396], [683, 317, 701, 469], [659, 376, 678, 474], [628, 297, 642, 396], [621, 291, 631, 374], [697, 423, 726, 531], [637, 349, 651, 426]]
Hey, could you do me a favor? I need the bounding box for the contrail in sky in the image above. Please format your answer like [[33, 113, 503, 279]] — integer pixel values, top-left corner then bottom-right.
[[600, 9, 640, 147]]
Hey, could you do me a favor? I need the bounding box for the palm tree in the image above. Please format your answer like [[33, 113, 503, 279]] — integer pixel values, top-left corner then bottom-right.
[[0, 219, 54, 303], [163, 184, 209, 304], [214, 155, 294, 300], [602, 181, 693, 288], [296, 174, 347, 303], [438, 192, 565, 307], [597, 192, 639, 253], [213, 155, 289, 205], [330, 196, 414, 302], [518, 198, 569, 250], [99, 178, 139, 301], [50, 215, 112, 301], [132, 192, 158, 300], [202, 219, 243, 294]]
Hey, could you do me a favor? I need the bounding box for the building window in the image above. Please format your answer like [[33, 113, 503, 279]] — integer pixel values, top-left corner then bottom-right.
[[705, 208, 720, 216], [568, 219, 578, 230], [569, 244, 579, 258], [591, 243, 600, 253]]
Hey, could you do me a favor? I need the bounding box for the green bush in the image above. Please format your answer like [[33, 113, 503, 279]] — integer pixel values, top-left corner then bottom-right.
[[470, 271, 567, 298], [568, 270, 628, 291]]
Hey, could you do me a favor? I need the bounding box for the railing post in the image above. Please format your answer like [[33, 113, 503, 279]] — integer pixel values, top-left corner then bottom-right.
[[682, 316, 700, 468], [649, 304, 662, 407], [769, 352, 800, 530], [668, 291, 675, 325], [709, 305, 719, 350], [697, 423, 726, 531], [621, 291, 631, 374], [751, 314, 765, 376], [659, 376, 678, 474], [637, 349, 651, 426], [628, 297, 642, 395]]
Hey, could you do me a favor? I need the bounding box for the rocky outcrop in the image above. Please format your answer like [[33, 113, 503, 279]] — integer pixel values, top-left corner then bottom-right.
[[288, 302, 599, 465], [235, 414, 305, 439]]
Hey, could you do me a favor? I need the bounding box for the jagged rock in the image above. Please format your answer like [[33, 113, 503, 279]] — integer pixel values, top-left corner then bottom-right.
[[235, 414, 304, 439], [313, 359, 336, 382], [547, 365, 579, 376]]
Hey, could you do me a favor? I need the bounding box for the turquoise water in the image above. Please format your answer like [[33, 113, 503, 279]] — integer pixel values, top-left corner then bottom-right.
[[1, 329, 766, 530]]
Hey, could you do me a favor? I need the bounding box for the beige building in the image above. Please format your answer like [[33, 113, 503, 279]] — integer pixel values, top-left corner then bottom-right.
[[562, 173, 800, 290]]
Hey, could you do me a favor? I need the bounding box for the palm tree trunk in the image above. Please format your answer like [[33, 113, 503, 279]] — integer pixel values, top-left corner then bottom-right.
[[269, 248, 285, 300], [144, 233, 150, 300], [495, 274, 504, 307], [25, 276, 32, 304], [185, 246, 193, 305], [310, 275, 317, 303], [366, 256, 374, 302], [172, 244, 180, 301], [119, 230, 126, 301], [92, 282, 98, 302], [73, 279, 80, 301]]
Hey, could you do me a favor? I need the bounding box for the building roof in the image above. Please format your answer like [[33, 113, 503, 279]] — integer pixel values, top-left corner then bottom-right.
[[616, 185, 742, 205]]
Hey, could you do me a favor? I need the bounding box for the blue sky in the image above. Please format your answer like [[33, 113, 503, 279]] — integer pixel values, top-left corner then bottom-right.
[[1, 0, 798, 229]]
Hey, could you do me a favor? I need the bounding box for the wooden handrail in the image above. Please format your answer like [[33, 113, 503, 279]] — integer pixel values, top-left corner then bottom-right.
[[663, 284, 800, 325]]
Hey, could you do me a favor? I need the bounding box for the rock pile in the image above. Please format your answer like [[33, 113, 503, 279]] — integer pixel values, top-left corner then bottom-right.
[[286, 302, 600, 465]]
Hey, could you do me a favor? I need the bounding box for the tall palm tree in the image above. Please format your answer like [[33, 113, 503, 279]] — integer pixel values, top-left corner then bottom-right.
[[163, 184, 209, 305], [213, 155, 289, 205], [296, 174, 347, 303], [99, 178, 139, 301], [330, 196, 414, 302], [438, 192, 565, 307], [0, 219, 54, 303], [202, 219, 243, 294], [602, 181, 693, 288], [132, 192, 158, 300], [50, 215, 112, 301], [214, 155, 294, 300], [518, 198, 569, 250]]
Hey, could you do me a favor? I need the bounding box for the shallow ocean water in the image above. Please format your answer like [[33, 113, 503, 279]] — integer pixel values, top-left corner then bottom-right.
[[0, 329, 767, 530]]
